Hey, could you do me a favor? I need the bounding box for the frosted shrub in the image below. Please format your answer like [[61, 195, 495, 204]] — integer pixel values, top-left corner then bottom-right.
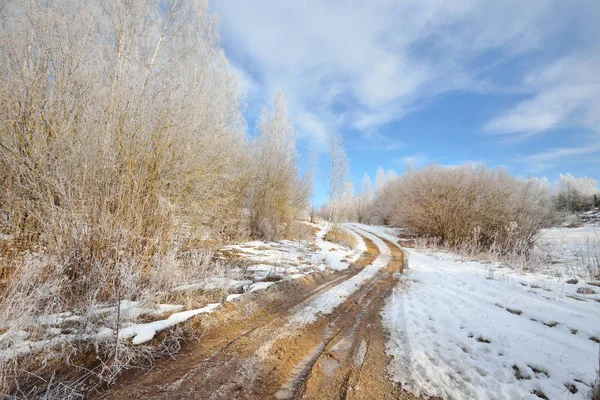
[[0, 0, 250, 306], [382, 164, 552, 255]]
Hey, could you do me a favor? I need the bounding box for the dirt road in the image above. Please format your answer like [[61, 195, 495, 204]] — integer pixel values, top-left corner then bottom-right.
[[103, 228, 420, 400]]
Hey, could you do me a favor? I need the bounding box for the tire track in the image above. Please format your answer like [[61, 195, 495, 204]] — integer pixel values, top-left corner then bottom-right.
[[103, 231, 422, 400]]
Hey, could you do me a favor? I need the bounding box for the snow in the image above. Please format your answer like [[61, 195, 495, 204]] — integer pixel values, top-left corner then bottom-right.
[[537, 226, 600, 278], [37, 312, 82, 325], [0, 327, 115, 361], [378, 240, 600, 399], [248, 281, 275, 293], [348, 223, 404, 249], [311, 223, 364, 271], [218, 222, 365, 293], [118, 303, 220, 345], [226, 293, 244, 302], [90, 301, 184, 320], [173, 278, 252, 293], [223, 240, 311, 271], [286, 227, 390, 328]]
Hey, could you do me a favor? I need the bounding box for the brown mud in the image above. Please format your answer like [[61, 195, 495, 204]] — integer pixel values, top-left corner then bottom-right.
[[102, 231, 422, 400]]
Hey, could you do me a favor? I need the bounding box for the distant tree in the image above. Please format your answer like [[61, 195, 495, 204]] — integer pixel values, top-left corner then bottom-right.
[[324, 132, 349, 232], [556, 187, 585, 213], [372, 167, 398, 225], [355, 173, 374, 223], [555, 173, 599, 212]]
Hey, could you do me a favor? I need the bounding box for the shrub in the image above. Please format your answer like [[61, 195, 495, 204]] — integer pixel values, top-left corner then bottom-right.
[[381, 164, 551, 254], [0, 0, 250, 305]]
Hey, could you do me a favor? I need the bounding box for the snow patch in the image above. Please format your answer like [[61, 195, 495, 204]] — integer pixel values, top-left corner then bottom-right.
[[287, 228, 389, 328], [119, 303, 220, 345], [248, 282, 275, 293]]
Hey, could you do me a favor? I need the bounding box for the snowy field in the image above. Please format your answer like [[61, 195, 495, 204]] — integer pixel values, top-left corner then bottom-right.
[[537, 226, 600, 279], [358, 224, 600, 400]]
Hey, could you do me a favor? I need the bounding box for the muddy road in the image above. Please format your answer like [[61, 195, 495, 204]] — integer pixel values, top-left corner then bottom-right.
[[102, 228, 420, 400]]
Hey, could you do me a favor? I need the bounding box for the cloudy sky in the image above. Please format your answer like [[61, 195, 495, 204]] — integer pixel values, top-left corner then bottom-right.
[[210, 0, 600, 204]]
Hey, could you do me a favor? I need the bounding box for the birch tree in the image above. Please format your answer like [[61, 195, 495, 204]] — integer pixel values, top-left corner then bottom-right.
[[325, 132, 349, 232], [250, 90, 309, 240]]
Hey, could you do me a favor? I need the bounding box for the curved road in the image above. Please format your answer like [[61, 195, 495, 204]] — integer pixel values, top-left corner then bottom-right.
[[103, 228, 421, 400]]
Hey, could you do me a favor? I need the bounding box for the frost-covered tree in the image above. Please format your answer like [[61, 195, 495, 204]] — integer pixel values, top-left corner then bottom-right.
[[324, 132, 350, 231], [250, 90, 309, 239], [554, 174, 600, 212], [372, 167, 399, 225], [354, 173, 374, 223]]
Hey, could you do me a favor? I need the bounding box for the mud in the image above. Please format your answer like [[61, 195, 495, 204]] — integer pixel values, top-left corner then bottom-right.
[[101, 232, 422, 400]]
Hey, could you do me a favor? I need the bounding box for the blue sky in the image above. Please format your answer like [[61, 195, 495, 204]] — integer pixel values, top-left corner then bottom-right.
[[210, 0, 600, 205]]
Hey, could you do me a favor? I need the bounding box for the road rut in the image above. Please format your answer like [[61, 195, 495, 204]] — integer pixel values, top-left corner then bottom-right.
[[102, 229, 421, 400]]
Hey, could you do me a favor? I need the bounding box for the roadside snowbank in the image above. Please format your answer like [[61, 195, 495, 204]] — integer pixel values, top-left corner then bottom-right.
[[119, 303, 220, 345]]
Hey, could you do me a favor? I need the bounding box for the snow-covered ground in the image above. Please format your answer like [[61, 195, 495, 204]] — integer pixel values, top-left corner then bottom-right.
[[357, 224, 600, 400], [220, 222, 365, 278], [537, 226, 600, 279]]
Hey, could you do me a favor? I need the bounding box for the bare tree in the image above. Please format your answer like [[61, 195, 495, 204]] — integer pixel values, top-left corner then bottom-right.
[[355, 173, 374, 223], [324, 132, 349, 232]]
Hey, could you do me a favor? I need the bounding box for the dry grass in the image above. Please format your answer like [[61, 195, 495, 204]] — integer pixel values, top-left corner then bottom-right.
[[576, 237, 600, 280], [324, 228, 358, 249], [0, 249, 240, 397]]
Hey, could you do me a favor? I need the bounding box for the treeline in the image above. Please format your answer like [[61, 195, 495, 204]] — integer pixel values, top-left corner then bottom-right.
[[554, 173, 600, 212], [0, 1, 308, 314], [324, 163, 598, 255]]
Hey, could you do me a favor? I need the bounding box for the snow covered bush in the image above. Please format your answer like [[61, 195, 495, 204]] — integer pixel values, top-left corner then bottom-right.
[[380, 164, 552, 255]]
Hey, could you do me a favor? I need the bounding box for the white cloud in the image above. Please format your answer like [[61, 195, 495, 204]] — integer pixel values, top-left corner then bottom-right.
[[295, 110, 330, 148], [396, 154, 428, 168], [522, 143, 600, 173], [211, 0, 598, 146], [484, 54, 600, 136]]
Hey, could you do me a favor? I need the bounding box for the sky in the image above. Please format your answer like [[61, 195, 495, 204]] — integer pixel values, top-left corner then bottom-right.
[[209, 0, 600, 205]]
